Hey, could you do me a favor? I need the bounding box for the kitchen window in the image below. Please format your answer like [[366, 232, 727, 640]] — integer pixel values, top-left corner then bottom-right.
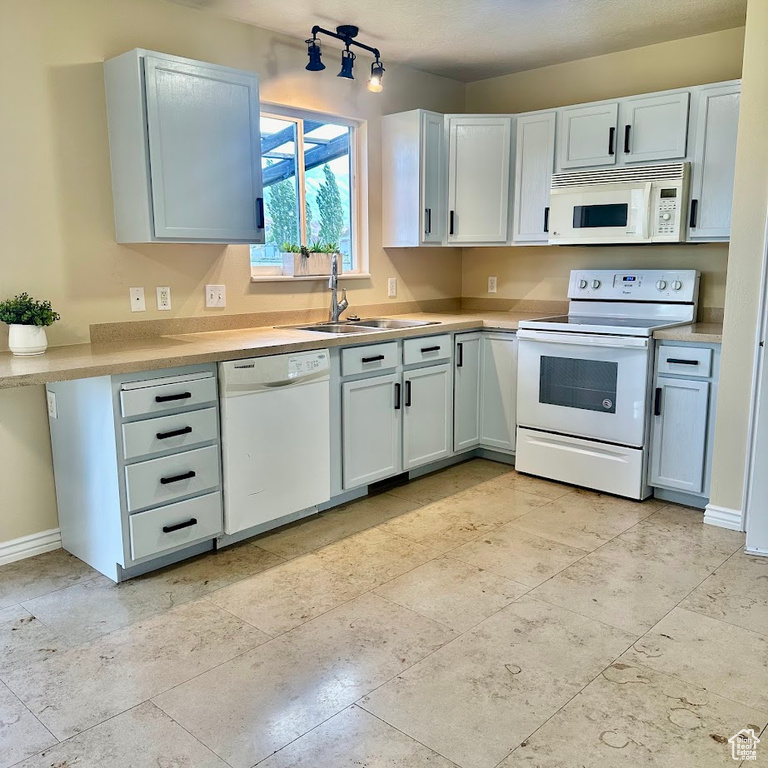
[[250, 106, 367, 280]]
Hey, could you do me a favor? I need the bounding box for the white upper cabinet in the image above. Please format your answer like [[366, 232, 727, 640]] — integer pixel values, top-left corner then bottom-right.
[[104, 49, 265, 244], [446, 115, 512, 244], [618, 92, 690, 164], [382, 109, 444, 247], [513, 111, 556, 244], [557, 102, 619, 170], [688, 81, 741, 241]]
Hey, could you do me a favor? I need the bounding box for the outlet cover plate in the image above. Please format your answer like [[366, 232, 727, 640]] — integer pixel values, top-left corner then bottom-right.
[[156, 286, 172, 311], [388, 277, 397, 298], [488, 276, 498, 293]]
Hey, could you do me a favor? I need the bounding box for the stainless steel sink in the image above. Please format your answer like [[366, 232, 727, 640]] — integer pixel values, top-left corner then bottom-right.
[[351, 318, 441, 329], [293, 322, 378, 334]]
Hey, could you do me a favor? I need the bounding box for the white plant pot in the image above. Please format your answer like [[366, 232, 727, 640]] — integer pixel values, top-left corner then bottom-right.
[[8, 325, 48, 356]]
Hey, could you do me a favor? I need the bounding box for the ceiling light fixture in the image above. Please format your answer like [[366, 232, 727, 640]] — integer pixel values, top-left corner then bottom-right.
[[305, 24, 384, 92]]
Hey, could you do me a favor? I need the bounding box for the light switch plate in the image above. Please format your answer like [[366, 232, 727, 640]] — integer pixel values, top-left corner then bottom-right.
[[488, 276, 498, 293], [129, 287, 146, 312], [156, 286, 172, 311], [388, 277, 397, 298], [205, 284, 226, 308]]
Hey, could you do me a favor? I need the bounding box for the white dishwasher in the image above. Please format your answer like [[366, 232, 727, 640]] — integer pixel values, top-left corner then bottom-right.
[[219, 350, 331, 536]]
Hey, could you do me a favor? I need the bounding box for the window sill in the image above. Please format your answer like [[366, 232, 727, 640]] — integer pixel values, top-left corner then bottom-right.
[[250, 273, 372, 283]]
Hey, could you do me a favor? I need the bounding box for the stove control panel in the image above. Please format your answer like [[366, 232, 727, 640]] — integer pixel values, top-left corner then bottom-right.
[[568, 270, 700, 303]]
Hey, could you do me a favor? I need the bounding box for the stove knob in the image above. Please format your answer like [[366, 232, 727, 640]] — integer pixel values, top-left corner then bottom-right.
[[672, 280, 683, 291], [578, 279, 588, 289], [656, 280, 667, 291], [591, 279, 601, 289]]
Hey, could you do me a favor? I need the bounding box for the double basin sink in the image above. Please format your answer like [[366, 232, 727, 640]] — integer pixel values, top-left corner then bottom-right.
[[290, 318, 440, 335]]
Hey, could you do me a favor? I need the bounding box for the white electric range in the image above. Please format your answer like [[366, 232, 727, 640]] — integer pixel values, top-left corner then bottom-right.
[[515, 269, 700, 500]]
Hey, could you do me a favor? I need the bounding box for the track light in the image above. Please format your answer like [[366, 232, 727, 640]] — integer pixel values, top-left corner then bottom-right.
[[338, 47, 355, 79], [305, 37, 325, 71], [367, 59, 385, 92], [304, 24, 385, 92]]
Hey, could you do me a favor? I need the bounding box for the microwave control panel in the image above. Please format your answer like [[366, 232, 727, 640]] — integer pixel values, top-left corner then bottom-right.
[[568, 270, 700, 303], [655, 187, 681, 237]]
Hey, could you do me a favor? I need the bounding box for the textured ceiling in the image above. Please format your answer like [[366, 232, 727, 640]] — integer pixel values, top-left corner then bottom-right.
[[168, 0, 746, 82]]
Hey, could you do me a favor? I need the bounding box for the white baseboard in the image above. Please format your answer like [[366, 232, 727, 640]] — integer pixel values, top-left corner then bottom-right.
[[704, 504, 744, 532], [0, 528, 61, 566]]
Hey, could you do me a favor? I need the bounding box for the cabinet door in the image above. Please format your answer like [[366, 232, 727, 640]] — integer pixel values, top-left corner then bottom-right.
[[144, 55, 264, 242], [342, 374, 401, 489], [403, 364, 452, 470], [421, 111, 444, 243], [480, 333, 518, 452], [447, 116, 512, 244], [688, 83, 741, 241], [619, 92, 689, 164], [558, 102, 618, 169], [650, 377, 710, 493], [453, 333, 482, 452], [513, 112, 556, 244]]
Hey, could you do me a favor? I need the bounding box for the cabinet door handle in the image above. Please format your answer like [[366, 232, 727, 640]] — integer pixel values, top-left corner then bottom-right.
[[425, 208, 432, 235], [608, 126, 616, 156], [456, 342, 464, 368], [623, 125, 631, 154], [155, 392, 192, 404], [405, 380, 412, 407], [362, 354, 385, 363], [666, 358, 699, 366], [160, 470, 196, 485], [394, 382, 401, 410], [156, 426, 193, 440], [162, 518, 198, 534], [421, 345, 441, 354], [256, 197, 265, 229], [449, 210, 455, 236], [689, 199, 699, 228], [543, 206, 550, 233], [654, 387, 662, 417]]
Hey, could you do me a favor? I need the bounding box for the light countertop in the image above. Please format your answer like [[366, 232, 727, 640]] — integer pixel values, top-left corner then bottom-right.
[[0, 311, 723, 390]]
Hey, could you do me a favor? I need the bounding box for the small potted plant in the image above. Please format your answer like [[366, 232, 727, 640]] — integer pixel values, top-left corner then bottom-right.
[[0, 292, 60, 356], [281, 241, 340, 277]]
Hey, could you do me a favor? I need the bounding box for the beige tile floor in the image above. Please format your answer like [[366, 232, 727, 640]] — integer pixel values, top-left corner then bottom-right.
[[0, 458, 765, 768]]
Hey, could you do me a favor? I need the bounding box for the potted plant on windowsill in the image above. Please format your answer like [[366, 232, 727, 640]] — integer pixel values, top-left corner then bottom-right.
[[0, 293, 61, 356], [281, 241, 341, 277]]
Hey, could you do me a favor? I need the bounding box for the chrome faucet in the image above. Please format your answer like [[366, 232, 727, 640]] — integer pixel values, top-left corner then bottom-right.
[[329, 253, 348, 322]]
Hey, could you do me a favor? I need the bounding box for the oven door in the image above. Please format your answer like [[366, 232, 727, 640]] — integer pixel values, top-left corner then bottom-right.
[[517, 330, 650, 447], [549, 182, 652, 245]]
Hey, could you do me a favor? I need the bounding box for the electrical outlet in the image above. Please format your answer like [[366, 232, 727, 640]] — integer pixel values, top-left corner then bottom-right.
[[156, 286, 172, 311], [488, 276, 498, 293], [46, 390, 58, 419], [388, 277, 397, 298], [129, 287, 146, 312], [205, 284, 226, 308]]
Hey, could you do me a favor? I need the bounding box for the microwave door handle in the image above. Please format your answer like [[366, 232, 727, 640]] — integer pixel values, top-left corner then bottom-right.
[[641, 183, 653, 240]]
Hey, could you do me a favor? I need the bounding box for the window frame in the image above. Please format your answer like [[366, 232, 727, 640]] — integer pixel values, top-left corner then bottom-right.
[[251, 103, 369, 281]]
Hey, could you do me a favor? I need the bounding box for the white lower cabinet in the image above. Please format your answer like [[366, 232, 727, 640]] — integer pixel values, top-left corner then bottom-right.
[[342, 373, 402, 489], [480, 333, 518, 452], [453, 333, 482, 451], [403, 364, 452, 469]]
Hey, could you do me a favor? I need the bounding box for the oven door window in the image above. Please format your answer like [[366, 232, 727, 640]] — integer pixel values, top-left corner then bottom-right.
[[572, 203, 628, 229], [539, 356, 618, 413]]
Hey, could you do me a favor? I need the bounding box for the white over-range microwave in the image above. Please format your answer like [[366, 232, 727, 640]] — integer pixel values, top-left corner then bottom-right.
[[548, 162, 690, 245]]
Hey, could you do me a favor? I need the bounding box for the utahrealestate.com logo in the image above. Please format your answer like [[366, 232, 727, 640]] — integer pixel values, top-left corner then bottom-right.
[[729, 729, 760, 761]]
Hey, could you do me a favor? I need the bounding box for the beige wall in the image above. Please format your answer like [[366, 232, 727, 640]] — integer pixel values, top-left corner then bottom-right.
[[709, 0, 768, 516], [462, 27, 745, 312], [0, 0, 465, 542]]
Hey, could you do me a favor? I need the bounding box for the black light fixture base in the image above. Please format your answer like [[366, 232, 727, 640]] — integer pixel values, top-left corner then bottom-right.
[[336, 25, 359, 39]]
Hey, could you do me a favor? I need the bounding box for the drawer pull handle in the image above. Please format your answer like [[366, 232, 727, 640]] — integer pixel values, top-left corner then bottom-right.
[[667, 358, 699, 366], [362, 354, 385, 363], [421, 345, 441, 353], [162, 517, 198, 533], [160, 470, 196, 485], [156, 426, 193, 440], [155, 392, 192, 403]]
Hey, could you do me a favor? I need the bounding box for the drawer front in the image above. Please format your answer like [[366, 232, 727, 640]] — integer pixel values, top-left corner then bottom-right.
[[122, 407, 218, 461], [129, 492, 222, 561], [403, 334, 452, 366], [125, 445, 220, 512], [341, 342, 399, 376], [121, 375, 217, 418], [657, 347, 713, 378]]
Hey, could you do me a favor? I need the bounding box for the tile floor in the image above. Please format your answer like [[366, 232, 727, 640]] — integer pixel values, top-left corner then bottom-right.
[[0, 459, 765, 768]]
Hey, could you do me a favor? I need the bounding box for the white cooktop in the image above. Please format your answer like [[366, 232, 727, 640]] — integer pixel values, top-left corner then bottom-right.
[[519, 314, 689, 337]]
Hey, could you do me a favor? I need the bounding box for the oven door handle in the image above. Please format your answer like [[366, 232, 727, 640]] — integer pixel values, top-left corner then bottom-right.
[[517, 329, 649, 350]]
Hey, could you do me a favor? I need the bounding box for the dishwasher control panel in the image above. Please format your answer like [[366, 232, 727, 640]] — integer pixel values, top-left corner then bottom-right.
[[289, 352, 330, 378]]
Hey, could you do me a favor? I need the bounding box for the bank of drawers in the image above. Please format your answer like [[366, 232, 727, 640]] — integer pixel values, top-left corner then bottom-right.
[[119, 371, 222, 562]]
